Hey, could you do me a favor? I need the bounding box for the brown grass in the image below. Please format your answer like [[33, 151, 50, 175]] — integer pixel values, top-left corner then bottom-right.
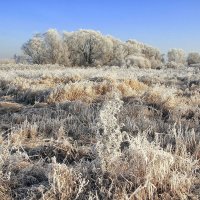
[[0, 64, 199, 199]]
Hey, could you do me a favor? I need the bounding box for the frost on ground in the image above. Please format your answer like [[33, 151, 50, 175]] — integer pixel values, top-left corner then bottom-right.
[[0, 64, 199, 199]]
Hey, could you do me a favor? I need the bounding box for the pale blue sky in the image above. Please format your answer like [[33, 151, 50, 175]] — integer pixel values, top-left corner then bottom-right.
[[0, 0, 200, 58]]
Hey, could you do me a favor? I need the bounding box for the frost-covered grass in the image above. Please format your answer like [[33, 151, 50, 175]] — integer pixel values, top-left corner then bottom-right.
[[0, 64, 199, 199]]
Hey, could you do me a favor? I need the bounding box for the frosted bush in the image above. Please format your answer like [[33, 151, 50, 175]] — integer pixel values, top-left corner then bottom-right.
[[95, 92, 124, 171], [166, 61, 184, 69], [125, 55, 151, 68], [187, 52, 200, 65], [167, 48, 185, 64]]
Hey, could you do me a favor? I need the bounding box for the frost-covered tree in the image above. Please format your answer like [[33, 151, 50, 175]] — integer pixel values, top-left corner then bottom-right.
[[123, 40, 162, 68], [44, 29, 70, 66], [105, 36, 126, 66], [142, 46, 162, 68], [167, 49, 185, 64], [124, 40, 142, 58], [142, 46, 161, 60], [22, 29, 70, 66], [43, 29, 62, 64], [63, 30, 112, 66], [22, 28, 164, 68], [187, 52, 200, 65], [22, 34, 46, 64]]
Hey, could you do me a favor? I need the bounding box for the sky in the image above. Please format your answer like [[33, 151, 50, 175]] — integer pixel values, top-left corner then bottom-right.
[[0, 0, 200, 58]]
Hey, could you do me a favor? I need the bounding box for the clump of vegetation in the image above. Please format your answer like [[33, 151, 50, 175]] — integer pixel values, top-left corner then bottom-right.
[[17, 29, 200, 69], [21, 29, 164, 68]]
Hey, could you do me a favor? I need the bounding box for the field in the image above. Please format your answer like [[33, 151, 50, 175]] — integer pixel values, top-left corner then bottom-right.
[[0, 64, 199, 199]]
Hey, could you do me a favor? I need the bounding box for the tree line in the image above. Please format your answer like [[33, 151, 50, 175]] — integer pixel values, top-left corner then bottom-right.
[[20, 29, 200, 68]]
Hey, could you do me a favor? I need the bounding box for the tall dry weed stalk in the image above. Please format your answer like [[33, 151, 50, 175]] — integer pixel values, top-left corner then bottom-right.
[[95, 92, 124, 172]]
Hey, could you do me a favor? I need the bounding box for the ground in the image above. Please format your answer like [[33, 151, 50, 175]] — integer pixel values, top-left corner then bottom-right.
[[0, 64, 199, 199]]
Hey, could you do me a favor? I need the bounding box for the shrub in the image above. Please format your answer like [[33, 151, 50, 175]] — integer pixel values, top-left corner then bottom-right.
[[125, 55, 151, 68], [165, 61, 184, 69], [187, 52, 200, 65], [167, 49, 185, 65]]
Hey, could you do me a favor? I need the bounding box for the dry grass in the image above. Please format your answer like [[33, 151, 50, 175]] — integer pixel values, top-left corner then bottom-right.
[[0, 64, 199, 199]]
